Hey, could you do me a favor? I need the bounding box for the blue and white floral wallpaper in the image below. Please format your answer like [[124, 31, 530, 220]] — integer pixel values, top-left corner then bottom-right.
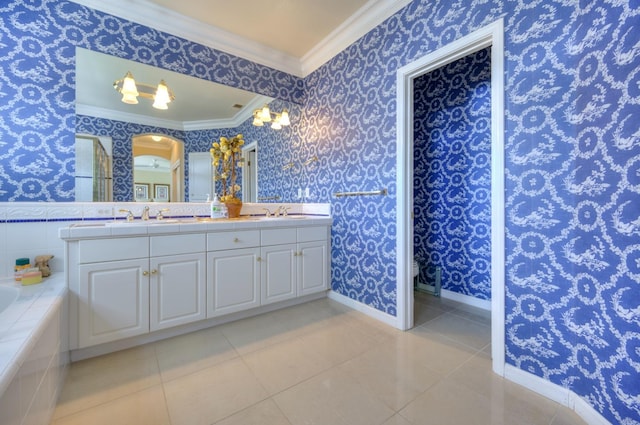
[[413, 48, 492, 300], [0, 0, 638, 423], [0, 0, 302, 202], [298, 1, 639, 424]]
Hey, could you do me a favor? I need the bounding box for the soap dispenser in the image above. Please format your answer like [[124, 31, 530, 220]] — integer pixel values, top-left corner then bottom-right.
[[210, 194, 224, 219]]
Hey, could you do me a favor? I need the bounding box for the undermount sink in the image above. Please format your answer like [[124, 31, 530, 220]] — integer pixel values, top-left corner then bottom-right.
[[106, 219, 179, 226], [268, 215, 308, 219], [71, 222, 106, 228]]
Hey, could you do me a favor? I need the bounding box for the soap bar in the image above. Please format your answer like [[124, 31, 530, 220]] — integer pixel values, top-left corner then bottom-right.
[[21, 270, 43, 285]]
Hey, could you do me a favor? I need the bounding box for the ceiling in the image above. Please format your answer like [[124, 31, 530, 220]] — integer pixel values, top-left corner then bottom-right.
[[73, 0, 408, 129], [143, 0, 371, 58]]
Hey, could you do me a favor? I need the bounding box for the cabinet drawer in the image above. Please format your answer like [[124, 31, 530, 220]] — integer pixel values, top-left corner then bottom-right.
[[207, 230, 260, 251], [79, 237, 148, 263], [151, 233, 205, 257], [261, 228, 296, 246], [297, 226, 328, 242]]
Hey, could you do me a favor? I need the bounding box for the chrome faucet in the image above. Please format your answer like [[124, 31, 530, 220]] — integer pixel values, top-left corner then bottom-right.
[[141, 206, 150, 221]]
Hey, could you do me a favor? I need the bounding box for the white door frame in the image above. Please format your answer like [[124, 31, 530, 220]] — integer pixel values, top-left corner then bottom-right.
[[242, 142, 258, 203], [395, 19, 506, 375]]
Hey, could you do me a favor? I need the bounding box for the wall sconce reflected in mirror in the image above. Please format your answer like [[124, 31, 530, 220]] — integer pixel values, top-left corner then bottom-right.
[[281, 161, 295, 171], [303, 156, 318, 166], [114, 71, 175, 110], [281, 155, 318, 172], [252, 105, 290, 129]]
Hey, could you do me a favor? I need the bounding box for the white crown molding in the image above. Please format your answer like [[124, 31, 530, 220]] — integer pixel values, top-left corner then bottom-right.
[[76, 104, 185, 130], [300, 0, 412, 76], [68, 0, 410, 79], [77, 94, 273, 132], [68, 0, 302, 76], [182, 94, 272, 131]]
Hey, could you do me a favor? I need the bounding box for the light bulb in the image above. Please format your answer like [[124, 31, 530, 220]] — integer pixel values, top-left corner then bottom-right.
[[279, 108, 290, 126], [120, 71, 138, 104], [259, 105, 271, 122], [153, 80, 171, 109]]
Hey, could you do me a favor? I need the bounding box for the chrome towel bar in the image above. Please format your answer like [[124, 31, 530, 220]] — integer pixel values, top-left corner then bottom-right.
[[334, 188, 387, 198]]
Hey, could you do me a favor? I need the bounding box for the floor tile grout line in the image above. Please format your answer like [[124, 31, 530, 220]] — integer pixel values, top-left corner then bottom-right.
[[153, 348, 175, 425]]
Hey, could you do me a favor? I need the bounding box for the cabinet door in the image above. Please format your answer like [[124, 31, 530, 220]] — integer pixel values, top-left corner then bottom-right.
[[150, 253, 206, 331], [78, 259, 149, 348], [207, 248, 260, 317], [261, 244, 297, 305], [297, 241, 328, 296]]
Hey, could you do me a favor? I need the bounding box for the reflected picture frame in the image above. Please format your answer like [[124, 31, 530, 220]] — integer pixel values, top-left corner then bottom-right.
[[154, 184, 170, 202], [134, 183, 149, 201]]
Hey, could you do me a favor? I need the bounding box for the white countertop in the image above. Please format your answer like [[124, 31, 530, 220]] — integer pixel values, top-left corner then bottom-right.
[[59, 215, 333, 240]]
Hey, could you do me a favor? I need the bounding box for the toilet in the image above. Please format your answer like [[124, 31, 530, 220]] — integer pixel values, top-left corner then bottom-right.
[[414, 261, 441, 297]]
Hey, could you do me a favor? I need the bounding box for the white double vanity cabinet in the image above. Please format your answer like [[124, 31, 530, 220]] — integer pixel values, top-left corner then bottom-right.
[[61, 216, 331, 357]]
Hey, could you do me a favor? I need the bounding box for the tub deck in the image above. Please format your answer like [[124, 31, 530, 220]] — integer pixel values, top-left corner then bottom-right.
[[0, 274, 66, 396]]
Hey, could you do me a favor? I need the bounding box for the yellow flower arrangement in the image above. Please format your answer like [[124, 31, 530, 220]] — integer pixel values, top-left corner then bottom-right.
[[210, 134, 244, 203]]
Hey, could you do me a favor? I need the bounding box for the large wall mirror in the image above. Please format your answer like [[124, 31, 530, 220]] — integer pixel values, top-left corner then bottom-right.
[[75, 47, 282, 202]]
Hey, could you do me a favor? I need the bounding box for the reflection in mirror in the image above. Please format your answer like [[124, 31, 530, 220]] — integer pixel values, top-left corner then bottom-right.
[[242, 142, 258, 203], [74, 135, 113, 202], [75, 47, 277, 202], [132, 134, 184, 202]]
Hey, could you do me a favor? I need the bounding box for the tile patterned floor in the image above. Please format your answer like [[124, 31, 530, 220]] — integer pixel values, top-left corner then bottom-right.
[[51, 293, 586, 425]]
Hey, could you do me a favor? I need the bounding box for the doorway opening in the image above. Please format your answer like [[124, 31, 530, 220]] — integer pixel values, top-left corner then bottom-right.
[[242, 142, 258, 203], [396, 20, 505, 375], [132, 134, 184, 202]]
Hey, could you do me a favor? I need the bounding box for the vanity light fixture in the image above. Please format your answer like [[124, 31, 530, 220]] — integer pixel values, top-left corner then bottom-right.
[[114, 71, 175, 110], [252, 105, 290, 129]]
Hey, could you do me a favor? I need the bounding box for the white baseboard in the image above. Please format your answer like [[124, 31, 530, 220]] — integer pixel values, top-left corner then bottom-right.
[[571, 394, 614, 425], [504, 365, 612, 425], [440, 288, 491, 311], [327, 290, 397, 328]]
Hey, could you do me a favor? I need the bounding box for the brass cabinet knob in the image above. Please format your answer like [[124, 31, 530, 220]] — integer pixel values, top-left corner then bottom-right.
[[143, 270, 149, 276]]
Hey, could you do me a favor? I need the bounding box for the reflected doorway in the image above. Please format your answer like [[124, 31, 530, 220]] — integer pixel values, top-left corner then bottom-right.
[[132, 134, 184, 202], [242, 142, 258, 203]]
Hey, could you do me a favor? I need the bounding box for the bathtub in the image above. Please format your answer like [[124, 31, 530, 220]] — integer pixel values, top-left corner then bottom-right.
[[0, 285, 19, 315], [0, 274, 68, 425]]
